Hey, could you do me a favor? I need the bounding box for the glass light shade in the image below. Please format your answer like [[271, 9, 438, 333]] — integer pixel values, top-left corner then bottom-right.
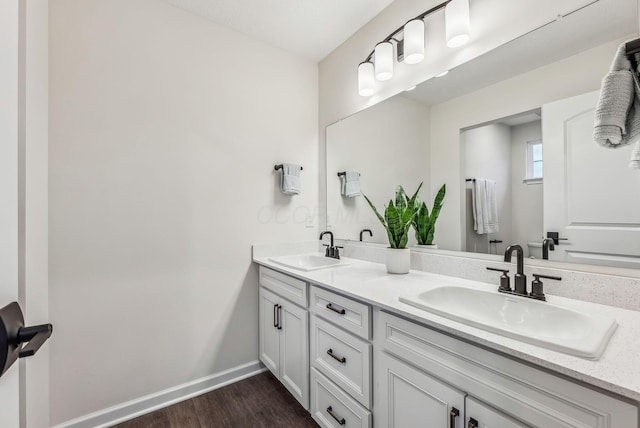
[[358, 62, 375, 97], [403, 19, 425, 64], [374, 42, 394, 81], [445, 0, 471, 48]]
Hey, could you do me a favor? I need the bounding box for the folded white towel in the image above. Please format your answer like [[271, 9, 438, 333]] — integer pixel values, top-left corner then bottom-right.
[[340, 171, 361, 198], [594, 42, 640, 168], [472, 179, 499, 235], [281, 163, 301, 195]]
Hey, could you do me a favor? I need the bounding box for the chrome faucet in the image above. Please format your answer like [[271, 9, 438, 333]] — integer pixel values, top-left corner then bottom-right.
[[504, 245, 527, 295], [542, 238, 555, 260], [320, 231, 340, 259], [360, 229, 373, 242]]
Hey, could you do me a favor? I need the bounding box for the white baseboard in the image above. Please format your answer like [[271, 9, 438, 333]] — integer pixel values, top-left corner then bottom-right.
[[53, 360, 266, 428]]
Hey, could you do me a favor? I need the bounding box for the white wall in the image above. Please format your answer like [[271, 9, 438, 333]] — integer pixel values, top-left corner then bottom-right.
[[429, 38, 624, 251], [511, 121, 543, 256], [48, 0, 318, 424], [326, 95, 429, 244], [462, 124, 512, 255]]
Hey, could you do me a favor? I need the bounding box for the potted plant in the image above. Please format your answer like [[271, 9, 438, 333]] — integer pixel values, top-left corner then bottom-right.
[[413, 184, 446, 248], [363, 184, 422, 274]]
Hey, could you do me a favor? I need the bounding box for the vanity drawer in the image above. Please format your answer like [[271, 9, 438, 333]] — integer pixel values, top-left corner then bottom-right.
[[310, 368, 371, 428], [311, 315, 371, 408], [375, 310, 638, 428], [259, 266, 307, 307], [310, 285, 371, 339]]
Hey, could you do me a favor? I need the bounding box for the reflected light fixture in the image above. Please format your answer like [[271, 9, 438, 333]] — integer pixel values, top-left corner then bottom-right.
[[357, 0, 471, 96]]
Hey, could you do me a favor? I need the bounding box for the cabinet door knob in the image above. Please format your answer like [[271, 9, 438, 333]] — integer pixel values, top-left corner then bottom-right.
[[468, 417, 479, 428], [326, 406, 346, 425]]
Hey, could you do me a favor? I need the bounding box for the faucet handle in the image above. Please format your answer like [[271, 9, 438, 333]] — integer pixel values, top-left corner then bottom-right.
[[487, 267, 511, 292], [530, 274, 561, 301]]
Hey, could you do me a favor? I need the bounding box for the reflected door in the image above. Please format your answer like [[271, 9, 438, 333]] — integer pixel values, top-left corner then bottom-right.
[[543, 91, 640, 268]]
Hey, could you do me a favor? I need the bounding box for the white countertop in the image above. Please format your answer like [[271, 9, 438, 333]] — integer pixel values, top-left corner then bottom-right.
[[254, 254, 640, 402]]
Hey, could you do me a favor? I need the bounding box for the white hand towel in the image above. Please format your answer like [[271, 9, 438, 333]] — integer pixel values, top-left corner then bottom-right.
[[281, 163, 301, 195], [340, 171, 361, 198], [472, 179, 499, 235]]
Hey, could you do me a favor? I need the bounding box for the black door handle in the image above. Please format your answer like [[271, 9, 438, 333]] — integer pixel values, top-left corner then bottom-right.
[[0, 302, 53, 378]]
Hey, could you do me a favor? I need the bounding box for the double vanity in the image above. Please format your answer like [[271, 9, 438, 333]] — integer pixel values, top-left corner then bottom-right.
[[254, 245, 640, 428]]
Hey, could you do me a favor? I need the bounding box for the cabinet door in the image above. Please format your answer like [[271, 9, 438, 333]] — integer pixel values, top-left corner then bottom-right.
[[466, 397, 530, 428], [280, 299, 309, 410], [375, 351, 465, 428], [259, 287, 280, 376]]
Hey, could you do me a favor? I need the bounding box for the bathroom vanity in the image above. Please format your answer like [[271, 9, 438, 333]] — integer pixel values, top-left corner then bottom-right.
[[254, 251, 640, 428]]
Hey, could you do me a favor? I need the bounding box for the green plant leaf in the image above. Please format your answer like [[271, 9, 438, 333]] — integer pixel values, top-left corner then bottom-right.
[[426, 184, 446, 244], [395, 185, 408, 211]]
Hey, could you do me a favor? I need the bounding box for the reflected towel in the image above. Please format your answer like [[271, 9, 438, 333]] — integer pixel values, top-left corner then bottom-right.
[[472, 179, 499, 235], [340, 171, 361, 198], [281, 163, 301, 195], [594, 41, 640, 168]]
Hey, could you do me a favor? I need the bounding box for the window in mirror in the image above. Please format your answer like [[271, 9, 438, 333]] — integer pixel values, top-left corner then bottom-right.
[[525, 139, 543, 183]]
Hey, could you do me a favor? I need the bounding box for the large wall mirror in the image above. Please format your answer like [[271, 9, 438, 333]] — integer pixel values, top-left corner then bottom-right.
[[326, 0, 640, 271]]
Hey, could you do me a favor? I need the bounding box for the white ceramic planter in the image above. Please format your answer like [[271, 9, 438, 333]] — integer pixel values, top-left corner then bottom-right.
[[415, 244, 438, 249], [385, 248, 411, 274]]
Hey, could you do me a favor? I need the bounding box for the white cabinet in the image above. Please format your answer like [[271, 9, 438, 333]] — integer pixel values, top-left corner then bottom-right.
[[375, 350, 465, 428], [259, 286, 309, 409], [374, 309, 638, 428]]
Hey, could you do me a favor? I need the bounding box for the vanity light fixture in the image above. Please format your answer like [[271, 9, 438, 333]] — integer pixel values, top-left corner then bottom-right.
[[374, 41, 394, 80], [358, 62, 375, 96], [357, 0, 471, 96], [405, 85, 417, 91], [436, 70, 450, 77]]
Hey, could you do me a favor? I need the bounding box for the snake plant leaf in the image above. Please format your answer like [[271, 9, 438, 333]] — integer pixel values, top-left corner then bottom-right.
[[414, 202, 430, 244], [407, 182, 423, 209], [426, 184, 446, 244], [386, 201, 403, 248], [363, 193, 387, 228], [395, 185, 408, 211]]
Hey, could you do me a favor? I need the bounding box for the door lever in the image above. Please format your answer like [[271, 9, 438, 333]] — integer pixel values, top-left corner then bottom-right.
[[0, 302, 53, 378]]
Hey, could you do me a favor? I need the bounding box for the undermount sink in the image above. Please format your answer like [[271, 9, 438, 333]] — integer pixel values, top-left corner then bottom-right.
[[399, 286, 617, 359], [269, 254, 349, 272]]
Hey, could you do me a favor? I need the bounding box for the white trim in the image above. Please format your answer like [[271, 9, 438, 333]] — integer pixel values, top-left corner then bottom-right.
[[52, 360, 266, 428]]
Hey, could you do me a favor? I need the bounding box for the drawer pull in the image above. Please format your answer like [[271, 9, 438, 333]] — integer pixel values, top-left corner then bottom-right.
[[327, 348, 346, 364], [326, 406, 346, 425], [450, 407, 459, 428], [468, 417, 479, 428], [326, 303, 346, 315]]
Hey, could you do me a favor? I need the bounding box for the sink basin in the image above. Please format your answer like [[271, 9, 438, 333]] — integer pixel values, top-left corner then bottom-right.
[[269, 254, 349, 272], [399, 286, 617, 359]]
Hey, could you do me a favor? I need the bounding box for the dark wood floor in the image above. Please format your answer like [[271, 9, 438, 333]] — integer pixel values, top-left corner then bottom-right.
[[113, 371, 318, 428]]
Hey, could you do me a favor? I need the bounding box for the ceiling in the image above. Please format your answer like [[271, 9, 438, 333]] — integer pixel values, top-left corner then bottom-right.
[[162, 0, 395, 61]]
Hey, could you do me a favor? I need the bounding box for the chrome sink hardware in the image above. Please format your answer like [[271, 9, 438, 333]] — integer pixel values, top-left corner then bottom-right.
[[320, 231, 341, 259], [359, 228, 373, 241], [504, 245, 527, 296], [486, 267, 511, 292], [530, 273, 562, 301], [542, 237, 555, 260]]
